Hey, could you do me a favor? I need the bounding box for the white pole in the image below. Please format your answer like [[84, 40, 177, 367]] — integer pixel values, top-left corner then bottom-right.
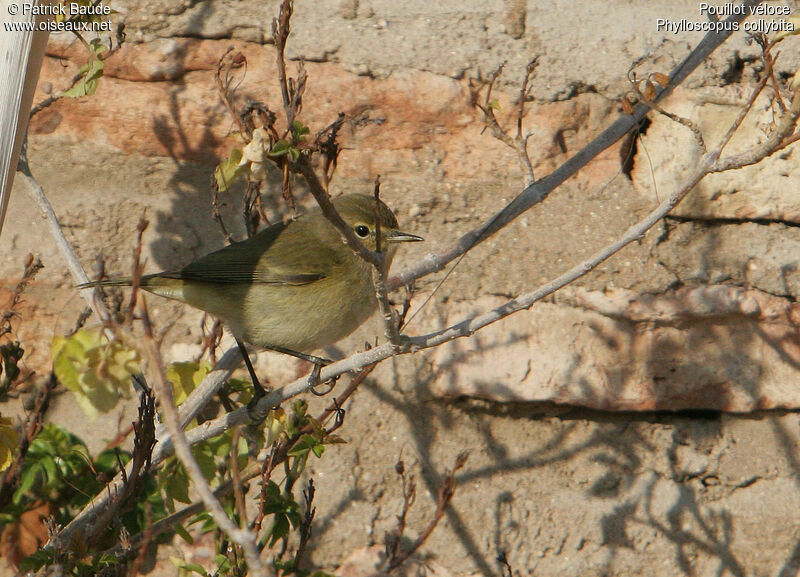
[[0, 0, 50, 237]]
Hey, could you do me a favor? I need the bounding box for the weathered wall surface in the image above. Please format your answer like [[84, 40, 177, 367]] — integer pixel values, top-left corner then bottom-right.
[[3, 0, 800, 575]]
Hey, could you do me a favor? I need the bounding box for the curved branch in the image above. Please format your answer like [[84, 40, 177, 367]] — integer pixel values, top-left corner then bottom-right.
[[54, 2, 766, 545], [387, 0, 762, 291]]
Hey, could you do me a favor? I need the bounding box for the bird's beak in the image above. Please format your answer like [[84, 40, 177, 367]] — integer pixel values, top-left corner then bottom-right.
[[386, 230, 424, 243]]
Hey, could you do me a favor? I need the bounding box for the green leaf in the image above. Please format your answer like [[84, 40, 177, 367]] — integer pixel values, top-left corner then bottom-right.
[[40, 456, 58, 485], [214, 148, 245, 192], [14, 424, 93, 503], [174, 523, 194, 544], [288, 434, 324, 459], [291, 120, 310, 138], [183, 563, 208, 576], [51, 329, 139, 419], [17, 466, 37, 497], [214, 554, 231, 572], [192, 445, 217, 484], [19, 549, 53, 571], [61, 40, 107, 98], [170, 557, 209, 577], [167, 362, 210, 406], [160, 460, 191, 506], [268, 139, 291, 157], [270, 513, 290, 546]]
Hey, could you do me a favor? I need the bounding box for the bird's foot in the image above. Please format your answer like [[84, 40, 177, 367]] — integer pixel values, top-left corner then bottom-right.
[[246, 384, 270, 421], [308, 359, 340, 396]]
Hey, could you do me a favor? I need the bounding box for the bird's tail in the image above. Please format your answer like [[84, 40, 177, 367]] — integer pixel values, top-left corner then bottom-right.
[[78, 275, 187, 302], [77, 277, 135, 289]]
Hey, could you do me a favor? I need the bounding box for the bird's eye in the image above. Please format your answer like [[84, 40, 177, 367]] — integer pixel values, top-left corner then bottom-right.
[[354, 225, 370, 238]]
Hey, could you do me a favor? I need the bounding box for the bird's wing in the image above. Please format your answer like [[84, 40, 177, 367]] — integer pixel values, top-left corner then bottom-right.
[[156, 221, 336, 286]]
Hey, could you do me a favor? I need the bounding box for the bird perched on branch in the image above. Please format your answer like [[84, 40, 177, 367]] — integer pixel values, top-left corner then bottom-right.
[[80, 193, 422, 400]]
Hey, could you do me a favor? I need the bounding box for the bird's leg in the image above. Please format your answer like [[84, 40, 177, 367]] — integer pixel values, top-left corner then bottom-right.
[[263, 344, 339, 393], [236, 339, 267, 402]]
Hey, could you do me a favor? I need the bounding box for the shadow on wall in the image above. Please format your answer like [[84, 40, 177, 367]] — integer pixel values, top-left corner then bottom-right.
[[145, 6, 290, 270]]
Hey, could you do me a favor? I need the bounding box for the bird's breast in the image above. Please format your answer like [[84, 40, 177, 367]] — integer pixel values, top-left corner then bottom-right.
[[239, 259, 377, 352]]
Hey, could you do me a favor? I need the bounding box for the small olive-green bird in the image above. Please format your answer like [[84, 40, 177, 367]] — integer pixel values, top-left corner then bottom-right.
[[80, 193, 422, 396]]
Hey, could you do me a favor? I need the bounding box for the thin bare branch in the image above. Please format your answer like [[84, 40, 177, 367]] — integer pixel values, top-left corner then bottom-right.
[[19, 159, 113, 326], [0, 253, 43, 339], [138, 299, 268, 577], [0, 373, 56, 508], [388, 0, 762, 291], [204, 56, 799, 440], [54, 1, 767, 546], [214, 47, 249, 138], [273, 0, 295, 128], [470, 58, 537, 186], [372, 177, 402, 347], [83, 388, 156, 544], [386, 452, 468, 571], [126, 213, 148, 322], [293, 479, 316, 570]]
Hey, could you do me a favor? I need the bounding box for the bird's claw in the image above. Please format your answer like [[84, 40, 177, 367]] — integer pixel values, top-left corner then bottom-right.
[[308, 361, 339, 396], [246, 389, 268, 422]]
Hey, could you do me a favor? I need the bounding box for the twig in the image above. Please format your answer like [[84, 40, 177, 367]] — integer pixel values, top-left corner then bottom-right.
[[0, 253, 43, 338], [196, 316, 224, 365], [81, 388, 156, 544], [18, 156, 113, 326], [386, 452, 469, 571], [372, 177, 402, 347], [230, 426, 247, 527], [211, 179, 234, 245], [385, 458, 416, 564], [253, 439, 281, 534], [243, 180, 269, 237], [214, 47, 249, 138], [273, 0, 295, 128], [137, 297, 269, 577], [757, 34, 786, 112], [54, 1, 766, 544], [470, 59, 537, 186], [126, 213, 148, 322], [388, 0, 762, 291], [29, 23, 126, 119], [637, 94, 707, 154], [315, 360, 375, 430], [293, 479, 316, 570], [0, 373, 56, 508]]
